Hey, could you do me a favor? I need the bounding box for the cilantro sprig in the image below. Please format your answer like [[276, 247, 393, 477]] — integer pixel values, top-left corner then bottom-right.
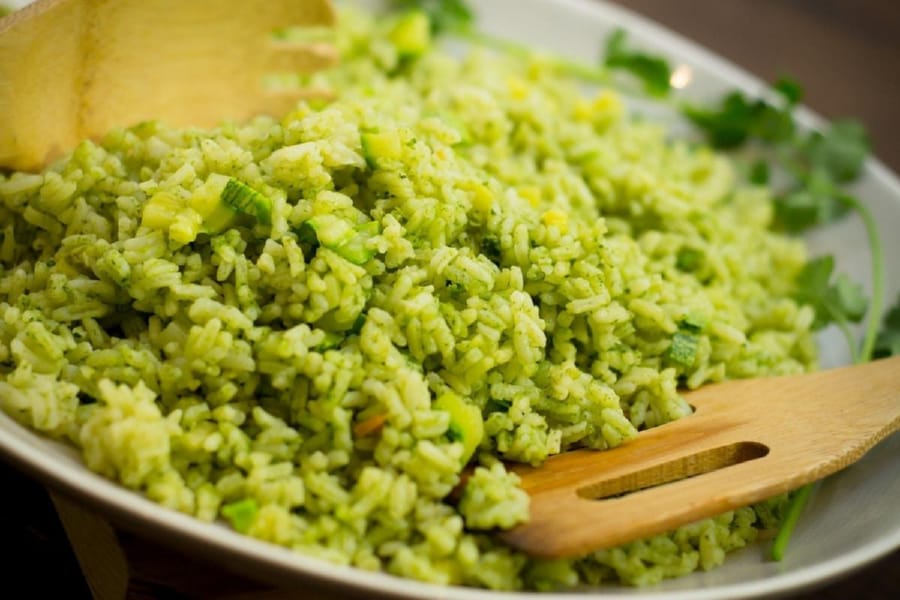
[[603, 29, 672, 97], [683, 77, 800, 149], [794, 256, 868, 352]]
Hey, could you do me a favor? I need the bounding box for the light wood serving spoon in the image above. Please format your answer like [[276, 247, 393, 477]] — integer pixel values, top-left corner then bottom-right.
[[0, 0, 337, 172], [501, 355, 900, 558]]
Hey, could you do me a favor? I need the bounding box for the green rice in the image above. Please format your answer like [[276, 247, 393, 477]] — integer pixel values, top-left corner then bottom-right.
[[0, 8, 815, 590]]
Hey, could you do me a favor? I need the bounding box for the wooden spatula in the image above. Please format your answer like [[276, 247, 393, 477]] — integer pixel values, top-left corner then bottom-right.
[[0, 0, 337, 172], [501, 355, 900, 558]]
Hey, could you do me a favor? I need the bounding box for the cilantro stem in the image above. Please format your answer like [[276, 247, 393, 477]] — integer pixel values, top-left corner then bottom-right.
[[771, 482, 816, 561], [840, 195, 885, 363], [772, 193, 885, 561]]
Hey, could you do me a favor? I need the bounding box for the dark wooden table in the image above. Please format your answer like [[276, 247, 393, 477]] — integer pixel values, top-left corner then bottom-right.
[[3, 1, 899, 598]]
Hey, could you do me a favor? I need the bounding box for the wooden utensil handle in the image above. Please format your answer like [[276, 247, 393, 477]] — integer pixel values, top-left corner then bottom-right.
[[0, 0, 85, 169]]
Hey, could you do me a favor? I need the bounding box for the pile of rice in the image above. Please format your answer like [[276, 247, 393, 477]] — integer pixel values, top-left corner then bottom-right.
[[0, 8, 816, 590]]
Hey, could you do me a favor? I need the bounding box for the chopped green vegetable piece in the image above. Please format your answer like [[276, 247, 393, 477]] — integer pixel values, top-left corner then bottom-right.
[[220, 179, 272, 225], [666, 331, 699, 367], [389, 11, 432, 58], [304, 215, 355, 248], [335, 222, 380, 265], [295, 218, 380, 265], [393, 0, 473, 35], [361, 129, 403, 169], [221, 498, 259, 533], [433, 392, 483, 465], [603, 29, 672, 97]]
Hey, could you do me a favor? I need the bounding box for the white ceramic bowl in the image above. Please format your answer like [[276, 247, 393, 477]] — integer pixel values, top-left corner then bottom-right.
[[2, 0, 899, 598]]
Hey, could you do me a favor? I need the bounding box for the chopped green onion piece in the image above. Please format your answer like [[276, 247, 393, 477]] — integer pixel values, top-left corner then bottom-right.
[[221, 498, 259, 533]]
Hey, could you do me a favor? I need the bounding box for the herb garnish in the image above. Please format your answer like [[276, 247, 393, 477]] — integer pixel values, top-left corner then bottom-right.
[[603, 29, 672, 97]]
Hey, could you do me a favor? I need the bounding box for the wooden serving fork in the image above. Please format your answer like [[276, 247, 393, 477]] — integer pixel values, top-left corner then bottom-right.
[[502, 355, 900, 558], [0, 0, 337, 171]]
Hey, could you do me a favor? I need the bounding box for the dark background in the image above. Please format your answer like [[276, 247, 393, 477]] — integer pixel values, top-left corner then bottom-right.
[[2, 0, 899, 598]]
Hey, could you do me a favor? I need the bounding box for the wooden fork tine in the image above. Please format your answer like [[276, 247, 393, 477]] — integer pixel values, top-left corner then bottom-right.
[[503, 454, 787, 559], [502, 357, 900, 559]]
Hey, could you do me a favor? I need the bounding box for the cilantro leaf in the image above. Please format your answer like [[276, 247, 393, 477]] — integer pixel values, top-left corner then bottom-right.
[[794, 255, 867, 330], [394, 0, 474, 34], [683, 88, 795, 150], [874, 294, 900, 358], [774, 168, 851, 232], [603, 29, 672, 97], [799, 120, 869, 184], [773, 76, 804, 105]]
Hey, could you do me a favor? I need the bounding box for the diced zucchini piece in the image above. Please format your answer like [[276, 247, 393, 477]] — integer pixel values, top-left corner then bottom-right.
[[305, 215, 355, 248], [191, 174, 235, 234], [360, 130, 402, 170], [297, 217, 379, 265], [388, 11, 431, 58], [221, 498, 259, 533], [168, 209, 203, 245], [141, 192, 184, 230], [220, 179, 272, 225], [434, 392, 483, 465], [334, 220, 380, 265]]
